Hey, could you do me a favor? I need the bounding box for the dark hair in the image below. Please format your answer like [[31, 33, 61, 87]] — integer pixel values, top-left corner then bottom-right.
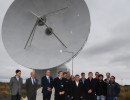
[[16, 69, 21, 74], [95, 72, 99, 74], [81, 72, 85, 76], [111, 76, 115, 79], [75, 74, 80, 77], [98, 74, 104, 78], [63, 72, 67, 75], [88, 72, 93, 74], [58, 71, 63, 74]]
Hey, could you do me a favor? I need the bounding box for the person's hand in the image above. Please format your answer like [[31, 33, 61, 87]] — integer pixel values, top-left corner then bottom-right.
[[59, 92, 61, 95], [88, 89, 92, 93], [67, 95, 70, 98], [59, 92, 62, 95], [47, 87, 52, 91], [80, 96, 83, 98], [115, 97, 118, 100], [59, 91, 65, 95], [61, 91, 65, 94]]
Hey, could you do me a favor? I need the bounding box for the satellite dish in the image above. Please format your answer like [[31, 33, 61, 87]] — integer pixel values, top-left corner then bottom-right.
[[2, 0, 90, 69]]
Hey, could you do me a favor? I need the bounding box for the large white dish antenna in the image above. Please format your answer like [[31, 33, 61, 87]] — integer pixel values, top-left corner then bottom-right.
[[2, 0, 90, 69]]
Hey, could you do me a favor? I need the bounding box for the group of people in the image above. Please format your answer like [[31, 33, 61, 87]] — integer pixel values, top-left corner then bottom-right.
[[10, 69, 120, 100]]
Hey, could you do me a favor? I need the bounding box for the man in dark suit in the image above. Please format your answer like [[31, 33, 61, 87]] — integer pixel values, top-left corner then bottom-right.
[[63, 72, 72, 100], [80, 72, 86, 99], [63, 72, 67, 79], [94, 72, 99, 84], [94, 72, 100, 100], [71, 75, 84, 100], [54, 71, 66, 100], [10, 69, 23, 100], [84, 72, 96, 100], [80, 72, 86, 85], [41, 70, 53, 100], [25, 71, 38, 100]]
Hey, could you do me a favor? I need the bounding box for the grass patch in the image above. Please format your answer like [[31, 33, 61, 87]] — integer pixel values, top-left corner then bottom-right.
[[119, 85, 130, 100], [0, 82, 40, 98], [0, 82, 130, 99]]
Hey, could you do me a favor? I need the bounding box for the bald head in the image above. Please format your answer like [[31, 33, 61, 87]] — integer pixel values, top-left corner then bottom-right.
[[31, 71, 35, 78]]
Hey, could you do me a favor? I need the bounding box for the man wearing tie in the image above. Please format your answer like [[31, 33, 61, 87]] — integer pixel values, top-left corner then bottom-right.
[[41, 70, 53, 100], [25, 71, 38, 100], [80, 72, 86, 99], [10, 69, 23, 100], [71, 75, 84, 100], [80, 72, 86, 85], [54, 71, 66, 100]]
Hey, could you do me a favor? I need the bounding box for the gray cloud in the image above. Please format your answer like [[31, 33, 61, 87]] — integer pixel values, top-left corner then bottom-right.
[[108, 19, 130, 66], [82, 38, 129, 57]]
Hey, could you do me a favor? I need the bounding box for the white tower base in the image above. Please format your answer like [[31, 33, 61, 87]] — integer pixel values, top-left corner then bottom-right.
[[23, 65, 68, 100], [36, 88, 55, 100], [35, 65, 68, 84]]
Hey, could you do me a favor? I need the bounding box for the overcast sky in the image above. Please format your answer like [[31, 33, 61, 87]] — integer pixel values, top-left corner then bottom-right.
[[0, 0, 130, 85]]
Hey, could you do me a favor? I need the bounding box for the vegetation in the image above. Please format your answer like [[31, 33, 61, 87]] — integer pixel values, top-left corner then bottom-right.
[[0, 82, 40, 98], [119, 85, 130, 100], [0, 82, 10, 97], [0, 82, 130, 99]]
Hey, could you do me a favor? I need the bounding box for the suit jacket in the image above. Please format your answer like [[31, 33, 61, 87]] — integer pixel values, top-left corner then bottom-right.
[[25, 78, 38, 97], [80, 78, 86, 85], [80, 78, 86, 98], [71, 81, 84, 100], [94, 78, 99, 85], [84, 78, 96, 96], [41, 76, 53, 94], [96, 80, 107, 96], [10, 76, 23, 95], [63, 78, 72, 96], [54, 77, 66, 95], [104, 78, 110, 84]]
